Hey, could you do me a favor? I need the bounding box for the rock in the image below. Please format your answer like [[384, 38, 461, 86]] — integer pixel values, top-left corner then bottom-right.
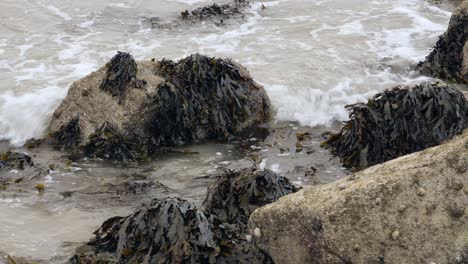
[[250, 130, 468, 264], [181, 0, 249, 21], [0, 151, 34, 170], [71, 168, 297, 263], [322, 82, 468, 169], [391, 230, 400, 241], [419, 1, 468, 83], [48, 52, 271, 161]]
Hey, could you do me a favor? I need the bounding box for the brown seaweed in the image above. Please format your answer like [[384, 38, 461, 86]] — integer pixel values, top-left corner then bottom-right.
[[0, 151, 34, 170], [419, 7, 468, 83], [181, 0, 249, 21], [144, 54, 269, 147], [69, 168, 296, 264], [100, 51, 143, 103], [203, 168, 299, 229], [49, 117, 81, 149], [323, 82, 468, 169]]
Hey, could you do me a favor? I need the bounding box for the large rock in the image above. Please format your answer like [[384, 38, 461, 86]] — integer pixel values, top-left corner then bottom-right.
[[250, 130, 468, 264], [419, 1, 468, 83], [47, 52, 271, 161], [322, 82, 468, 169], [70, 168, 297, 263]]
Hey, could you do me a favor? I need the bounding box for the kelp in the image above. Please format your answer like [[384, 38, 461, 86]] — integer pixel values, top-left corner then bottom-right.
[[323, 82, 468, 169], [100, 51, 144, 103], [70, 198, 218, 264], [419, 7, 468, 83], [83, 122, 147, 161], [70, 168, 296, 264], [144, 54, 270, 147], [203, 168, 299, 229], [49, 117, 81, 148], [0, 151, 34, 170], [181, 0, 249, 21]]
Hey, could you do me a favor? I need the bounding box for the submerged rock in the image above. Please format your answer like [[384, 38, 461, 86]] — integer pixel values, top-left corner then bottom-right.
[[47, 52, 270, 161], [70, 168, 296, 263], [0, 151, 34, 170], [181, 0, 249, 21], [250, 130, 468, 264], [419, 1, 468, 83], [323, 82, 468, 169]]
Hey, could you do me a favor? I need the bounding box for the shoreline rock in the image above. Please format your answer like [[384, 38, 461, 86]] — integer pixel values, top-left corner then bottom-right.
[[250, 129, 468, 264], [47, 52, 271, 161], [419, 1, 468, 83]]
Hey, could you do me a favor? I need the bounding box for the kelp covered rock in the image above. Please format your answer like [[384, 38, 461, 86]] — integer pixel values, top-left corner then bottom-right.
[[419, 1, 468, 83], [323, 82, 468, 169], [181, 0, 249, 21], [70, 198, 218, 264], [0, 151, 34, 170], [204, 168, 299, 228], [70, 168, 297, 263], [47, 52, 270, 161]]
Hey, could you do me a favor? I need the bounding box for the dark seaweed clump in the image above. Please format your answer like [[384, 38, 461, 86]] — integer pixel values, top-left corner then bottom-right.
[[144, 54, 270, 147], [70, 198, 218, 264], [70, 168, 294, 264], [204, 168, 300, 229], [100, 51, 144, 103], [0, 151, 34, 170], [419, 7, 468, 83], [83, 122, 147, 161], [323, 82, 468, 169], [49, 117, 81, 149], [181, 0, 249, 21]]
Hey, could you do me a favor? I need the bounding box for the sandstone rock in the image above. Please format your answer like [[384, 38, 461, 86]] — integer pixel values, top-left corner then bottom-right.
[[250, 130, 468, 264], [420, 1, 468, 83], [322, 82, 468, 169], [47, 52, 271, 161]]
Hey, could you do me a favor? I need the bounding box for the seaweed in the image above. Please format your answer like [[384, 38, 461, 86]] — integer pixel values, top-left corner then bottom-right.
[[83, 122, 146, 161], [419, 7, 468, 83], [323, 82, 468, 169], [49, 117, 81, 148], [70, 198, 218, 264], [100, 51, 143, 103], [144, 54, 269, 147], [0, 151, 34, 170], [69, 168, 296, 264], [181, 0, 249, 21], [203, 168, 300, 229]]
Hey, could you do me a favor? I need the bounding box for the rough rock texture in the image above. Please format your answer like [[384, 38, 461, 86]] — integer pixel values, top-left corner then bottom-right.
[[48, 52, 270, 161], [420, 1, 468, 83], [322, 82, 468, 169], [0, 151, 34, 170], [70, 168, 296, 263], [250, 130, 468, 264]]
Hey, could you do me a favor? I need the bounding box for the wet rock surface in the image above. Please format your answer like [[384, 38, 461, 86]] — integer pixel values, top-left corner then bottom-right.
[[322, 82, 468, 169], [47, 52, 271, 161], [70, 168, 296, 264], [419, 1, 468, 83], [250, 130, 468, 264]]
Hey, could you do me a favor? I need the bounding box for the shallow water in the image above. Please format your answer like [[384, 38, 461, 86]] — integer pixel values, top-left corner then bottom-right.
[[0, 0, 457, 262]]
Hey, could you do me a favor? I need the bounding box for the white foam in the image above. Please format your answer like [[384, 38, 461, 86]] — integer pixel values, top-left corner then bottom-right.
[[46, 5, 72, 21]]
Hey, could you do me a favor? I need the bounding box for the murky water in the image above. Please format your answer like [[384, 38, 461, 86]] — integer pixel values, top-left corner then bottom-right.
[[0, 0, 457, 262]]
